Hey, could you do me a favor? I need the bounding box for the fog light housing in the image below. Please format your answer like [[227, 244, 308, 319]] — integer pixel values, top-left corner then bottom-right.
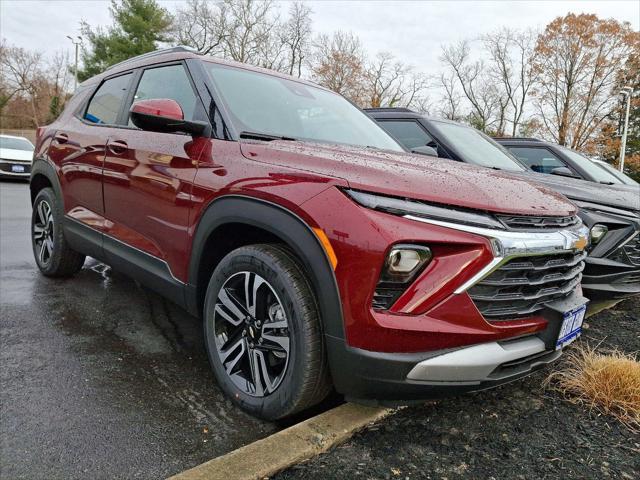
[[380, 245, 432, 284], [590, 224, 608, 245], [373, 245, 432, 310]]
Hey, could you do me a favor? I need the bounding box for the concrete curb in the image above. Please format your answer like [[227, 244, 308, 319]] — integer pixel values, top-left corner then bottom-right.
[[168, 403, 392, 480]]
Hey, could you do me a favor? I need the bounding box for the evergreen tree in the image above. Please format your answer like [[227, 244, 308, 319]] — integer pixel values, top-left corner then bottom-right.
[[78, 0, 172, 81]]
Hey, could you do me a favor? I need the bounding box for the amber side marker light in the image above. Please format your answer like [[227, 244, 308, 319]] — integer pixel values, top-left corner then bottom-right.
[[313, 227, 338, 270]]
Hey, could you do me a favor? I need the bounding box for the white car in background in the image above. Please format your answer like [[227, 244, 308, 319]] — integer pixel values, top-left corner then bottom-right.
[[0, 134, 35, 180]]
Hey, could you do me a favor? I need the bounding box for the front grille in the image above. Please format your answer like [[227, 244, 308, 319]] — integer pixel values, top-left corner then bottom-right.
[[609, 233, 640, 267], [469, 250, 586, 320], [497, 214, 579, 230]]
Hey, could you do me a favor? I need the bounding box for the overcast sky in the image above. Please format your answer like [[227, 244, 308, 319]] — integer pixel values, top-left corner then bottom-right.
[[1, 0, 638, 74]]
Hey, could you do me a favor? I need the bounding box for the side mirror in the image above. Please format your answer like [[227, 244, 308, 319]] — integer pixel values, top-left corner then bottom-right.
[[411, 145, 439, 157], [130, 99, 207, 136], [550, 166, 579, 178]]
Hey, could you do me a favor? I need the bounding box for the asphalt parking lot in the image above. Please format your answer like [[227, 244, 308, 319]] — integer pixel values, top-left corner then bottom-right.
[[0, 181, 278, 479]]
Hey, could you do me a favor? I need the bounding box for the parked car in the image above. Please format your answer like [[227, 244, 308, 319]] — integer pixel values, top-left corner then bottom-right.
[[0, 134, 34, 180], [494, 136, 638, 191], [31, 48, 589, 419], [592, 159, 638, 186], [367, 108, 640, 301]]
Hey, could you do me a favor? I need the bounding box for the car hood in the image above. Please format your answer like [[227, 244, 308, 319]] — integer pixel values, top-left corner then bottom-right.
[[240, 141, 576, 217], [0, 147, 33, 162], [513, 171, 640, 213]]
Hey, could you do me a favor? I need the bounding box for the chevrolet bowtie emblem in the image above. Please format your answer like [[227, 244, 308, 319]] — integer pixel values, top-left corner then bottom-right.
[[572, 235, 588, 251], [561, 230, 588, 251]]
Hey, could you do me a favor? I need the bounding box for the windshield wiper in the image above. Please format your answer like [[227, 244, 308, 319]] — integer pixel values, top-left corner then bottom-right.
[[239, 131, 297, 142]]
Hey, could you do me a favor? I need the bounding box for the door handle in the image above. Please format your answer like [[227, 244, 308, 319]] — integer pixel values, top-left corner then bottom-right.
[[53, 132, 68, 144], [107, 140, 128, 155]]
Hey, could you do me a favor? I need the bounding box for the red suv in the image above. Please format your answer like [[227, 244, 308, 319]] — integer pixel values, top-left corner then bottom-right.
[[30, 48, 590, 419]]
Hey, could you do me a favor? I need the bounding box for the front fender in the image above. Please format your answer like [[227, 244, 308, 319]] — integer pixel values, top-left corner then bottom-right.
[[186, 195, 345, 341]]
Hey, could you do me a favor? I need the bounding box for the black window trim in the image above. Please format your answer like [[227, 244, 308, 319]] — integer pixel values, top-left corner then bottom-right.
[[77, 60, 215, 137]]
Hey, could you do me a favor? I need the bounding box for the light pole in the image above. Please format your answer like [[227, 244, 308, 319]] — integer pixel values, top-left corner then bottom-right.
[[618, 86, 633, 173], [66, 35, 82, 91]]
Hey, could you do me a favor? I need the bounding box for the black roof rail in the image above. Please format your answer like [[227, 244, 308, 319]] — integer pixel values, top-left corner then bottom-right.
[[105, 46, 198, 72], [363, 107, 416, 113], [493, 136, 543, 142]]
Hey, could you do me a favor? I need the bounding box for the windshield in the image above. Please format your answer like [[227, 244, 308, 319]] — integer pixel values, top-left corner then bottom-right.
[[595, 160, 638, 186], [204, 62, 403, 152], [429, 121, 526, 172], [557, 146, 623, 185], [0, 136, 34, 151]]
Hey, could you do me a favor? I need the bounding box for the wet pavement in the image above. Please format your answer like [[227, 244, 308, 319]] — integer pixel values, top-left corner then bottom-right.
[[0, 181, 278, 479]]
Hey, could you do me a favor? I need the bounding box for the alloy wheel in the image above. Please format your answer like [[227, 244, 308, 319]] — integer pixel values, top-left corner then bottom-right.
[[33, 199, 54, 266], [212, 271, 291, 397]]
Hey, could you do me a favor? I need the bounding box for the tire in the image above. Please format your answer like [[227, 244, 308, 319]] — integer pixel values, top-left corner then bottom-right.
[[203, 244, 331, 420], [31, 187, 85, 277]]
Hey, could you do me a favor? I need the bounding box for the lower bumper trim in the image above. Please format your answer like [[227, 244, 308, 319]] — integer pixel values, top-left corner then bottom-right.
[[406, 337, 547, 384]]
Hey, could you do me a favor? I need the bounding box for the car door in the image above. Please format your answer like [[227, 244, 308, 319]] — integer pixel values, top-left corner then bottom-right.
[[102, 62, 210, 284], [48, 73, 134, 233]]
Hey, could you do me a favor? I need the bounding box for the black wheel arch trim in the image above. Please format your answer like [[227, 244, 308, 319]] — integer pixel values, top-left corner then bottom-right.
[[186, 195, 345, 340], [30, 158, 63, 206]]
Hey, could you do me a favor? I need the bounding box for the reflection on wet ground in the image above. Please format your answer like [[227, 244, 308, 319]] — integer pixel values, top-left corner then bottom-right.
[[0, 182, 277, 479]]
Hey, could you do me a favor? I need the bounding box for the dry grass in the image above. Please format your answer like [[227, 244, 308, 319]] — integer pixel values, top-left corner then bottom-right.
[[547, 345, 640, 432]]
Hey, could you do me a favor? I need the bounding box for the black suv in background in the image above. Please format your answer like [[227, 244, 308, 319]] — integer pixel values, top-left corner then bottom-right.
[[495, 137, 638, 189], [367, 108, 640, 302]]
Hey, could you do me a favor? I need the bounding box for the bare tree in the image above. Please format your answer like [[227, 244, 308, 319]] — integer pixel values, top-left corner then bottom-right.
[[311, 31, 366, 103], [532, 13, 637, 148], [1, 40, 74, 127], [172, 0, 229, 55], [482, 28, 538, 136], [0, 41, 46, 126], [363, 51, 428, 109], [437, 71, 462, 121], [440, 40, 504, 133], [281, 2, 312, 77], [47, 51, 73, 119], [173, 0, 312, 75]]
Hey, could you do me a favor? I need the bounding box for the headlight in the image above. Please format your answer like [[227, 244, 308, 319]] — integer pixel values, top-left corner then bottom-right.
[[344, 189, 505, 230], [590, 224, 608, 244]]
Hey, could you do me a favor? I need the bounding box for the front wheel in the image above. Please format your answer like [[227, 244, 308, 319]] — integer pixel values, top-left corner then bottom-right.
[[203, 244, 331, 420], [31, 187, 85, 277]]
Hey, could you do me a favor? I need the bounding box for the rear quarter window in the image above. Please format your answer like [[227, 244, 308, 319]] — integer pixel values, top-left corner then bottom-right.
[[84, 73, 133, 125]]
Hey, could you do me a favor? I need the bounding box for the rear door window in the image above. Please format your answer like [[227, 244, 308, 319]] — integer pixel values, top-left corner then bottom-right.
[[84, 73, 133, 125], [506, 146, 570, 174]]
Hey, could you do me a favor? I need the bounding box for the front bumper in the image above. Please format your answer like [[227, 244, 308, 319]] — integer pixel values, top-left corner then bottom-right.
[[303, 188, 589, 401], [0, 159, 31, 179], [577, 206, 640, 300], [329, 291, 586, 403], [582, 256, 640, 299]]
